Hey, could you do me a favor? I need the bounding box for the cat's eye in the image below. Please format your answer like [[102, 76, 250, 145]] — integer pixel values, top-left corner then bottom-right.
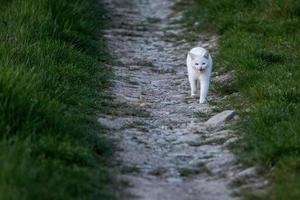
[[195, 63, 199, 65], [202, 62, 206, 65]]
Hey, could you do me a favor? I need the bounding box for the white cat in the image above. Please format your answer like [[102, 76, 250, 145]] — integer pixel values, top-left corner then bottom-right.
[[187, 47, 212, 103]]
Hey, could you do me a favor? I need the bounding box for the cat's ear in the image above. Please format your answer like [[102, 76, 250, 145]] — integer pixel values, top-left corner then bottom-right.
[[204, 51, 209, 59], [188, 52, 196, 60]]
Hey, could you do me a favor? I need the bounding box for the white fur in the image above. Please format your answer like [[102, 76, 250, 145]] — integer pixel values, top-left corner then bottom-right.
[[187, 47, 212, 103]]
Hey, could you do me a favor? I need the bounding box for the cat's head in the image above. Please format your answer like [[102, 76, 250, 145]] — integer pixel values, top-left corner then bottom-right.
[[189, 51, 209, 72]]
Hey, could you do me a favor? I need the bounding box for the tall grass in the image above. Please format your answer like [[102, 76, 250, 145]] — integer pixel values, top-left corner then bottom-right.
[[0, 0, 115, 199], [180, 0, 300, 199]]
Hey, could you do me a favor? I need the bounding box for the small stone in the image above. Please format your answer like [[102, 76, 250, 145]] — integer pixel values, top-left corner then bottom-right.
[[139, 95, 145, 101], [149, 167, 167, 176], [205, 110, 237, 127], [140, 102, 150, 108], [171, 154, 194, 164], [233, 115, 240, 121], [129, 65, 142, 71], [176, 134, 200, 144], [165, 135, 178, 142], [229, 167, 258, 184], [213, 71, 234, 84], [166, 177, 182, 183], [223, 137, 238, 147], [97, 117, 126, 130], [236, 167, 257, 178]]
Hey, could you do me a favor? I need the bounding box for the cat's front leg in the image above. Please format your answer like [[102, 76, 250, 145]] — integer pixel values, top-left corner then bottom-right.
[[199, 78, 210, 103], [188, 76, 197, 97]]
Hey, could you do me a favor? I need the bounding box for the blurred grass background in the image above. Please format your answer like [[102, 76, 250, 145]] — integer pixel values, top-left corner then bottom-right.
[[0, 0, 116, 199], [178, 0, 300, 199]]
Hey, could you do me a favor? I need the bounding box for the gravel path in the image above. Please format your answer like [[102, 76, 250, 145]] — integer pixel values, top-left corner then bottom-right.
[[100, 0, 254, 199]]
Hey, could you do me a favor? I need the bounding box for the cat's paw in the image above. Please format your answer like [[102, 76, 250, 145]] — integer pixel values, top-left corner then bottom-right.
[[191, 94, 197, 98], [199, 99, 207, 104]]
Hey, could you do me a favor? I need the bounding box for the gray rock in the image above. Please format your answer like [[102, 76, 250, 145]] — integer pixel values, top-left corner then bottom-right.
[[205, 110, 237, 127]]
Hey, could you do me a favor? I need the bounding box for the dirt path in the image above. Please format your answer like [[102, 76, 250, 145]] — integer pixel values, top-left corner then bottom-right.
[[100, 0, 253, 199]]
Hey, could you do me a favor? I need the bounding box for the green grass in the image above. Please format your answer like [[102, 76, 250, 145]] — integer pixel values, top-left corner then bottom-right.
[[178, 0, 300, 199], [0, 0, 115, 199]]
